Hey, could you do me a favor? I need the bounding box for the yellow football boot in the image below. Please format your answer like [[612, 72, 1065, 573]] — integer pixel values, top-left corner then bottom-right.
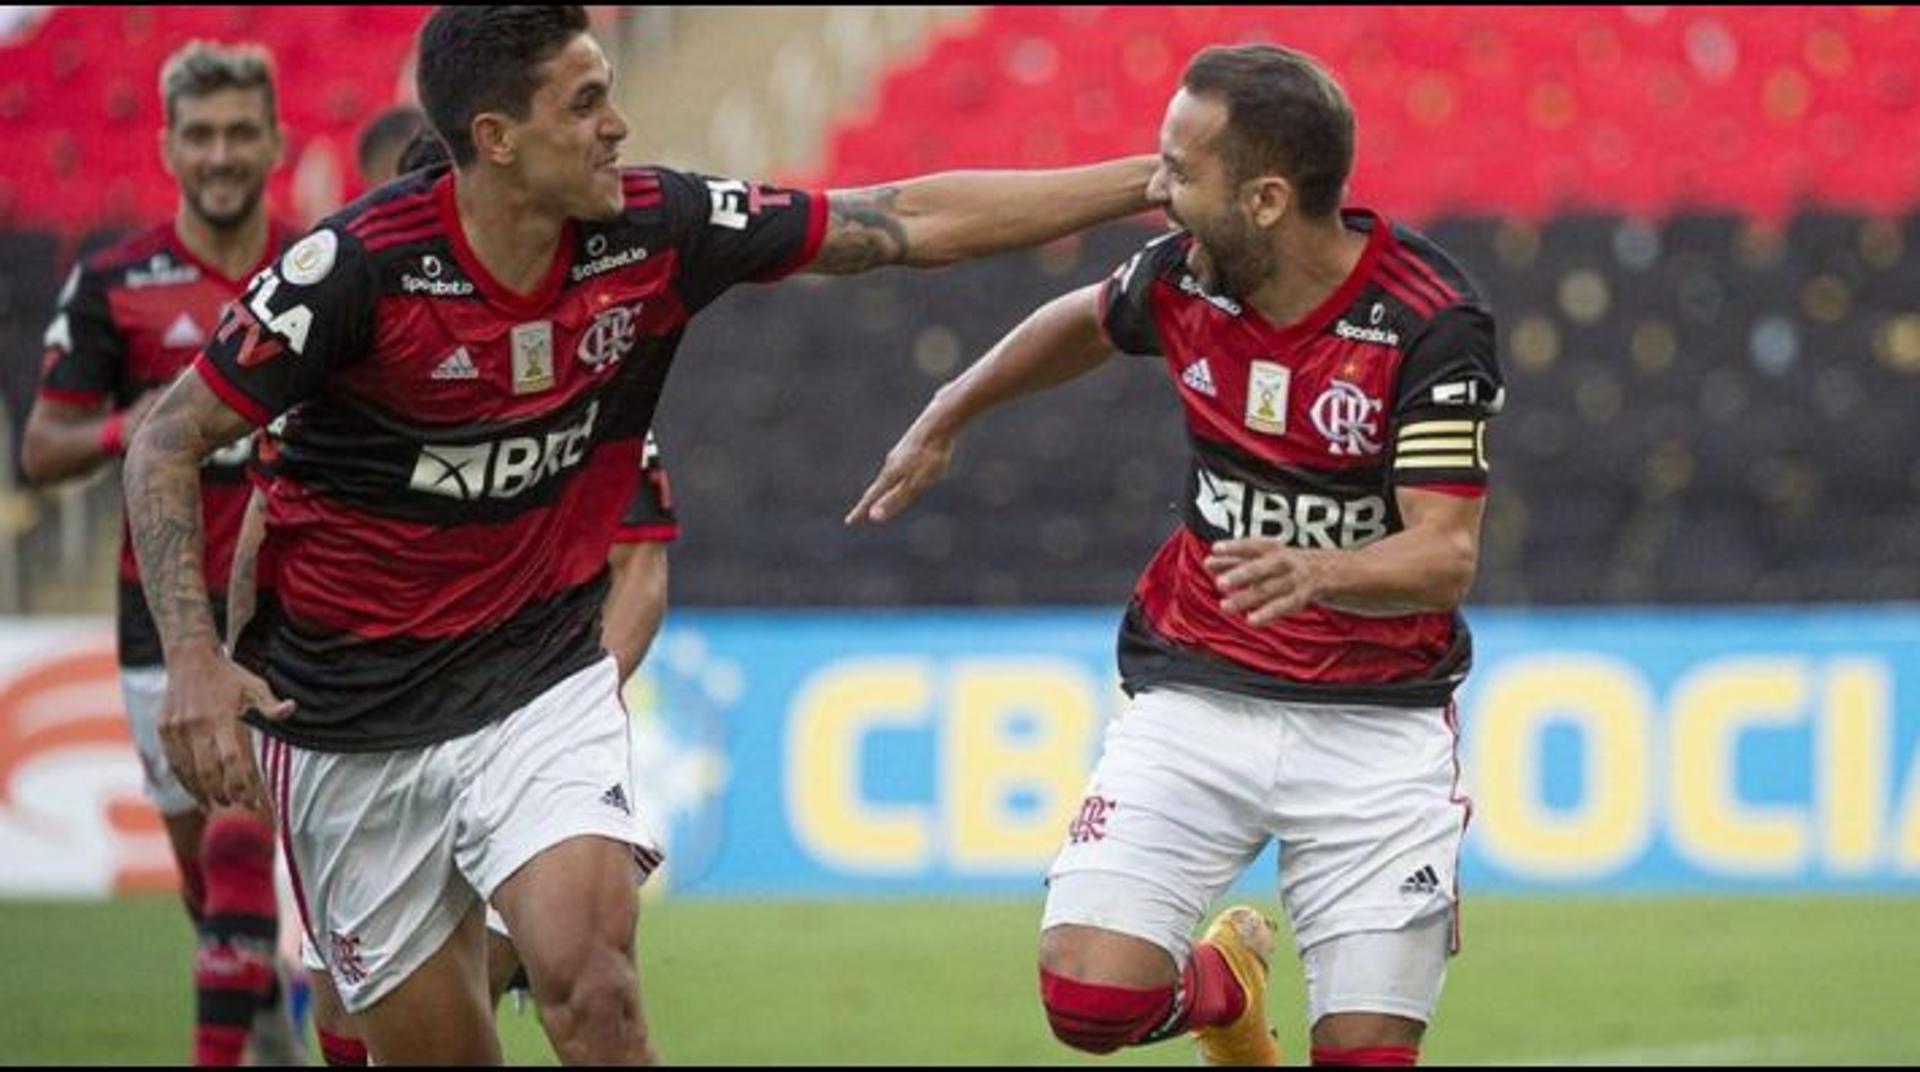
[[1193, 906, 1281, 1066]]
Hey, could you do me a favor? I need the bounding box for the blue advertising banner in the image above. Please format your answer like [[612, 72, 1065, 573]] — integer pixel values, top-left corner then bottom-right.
[[625, 608, 1920, 897]]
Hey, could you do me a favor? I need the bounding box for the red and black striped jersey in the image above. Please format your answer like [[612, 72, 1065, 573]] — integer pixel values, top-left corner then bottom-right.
[[202, 164, 822, 751], [37, 220, 291, 668], [1098, 210, 1503, 707]]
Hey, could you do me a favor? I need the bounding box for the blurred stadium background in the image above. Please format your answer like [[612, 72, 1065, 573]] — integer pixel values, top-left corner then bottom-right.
[[2, 4, 1918, 1065]]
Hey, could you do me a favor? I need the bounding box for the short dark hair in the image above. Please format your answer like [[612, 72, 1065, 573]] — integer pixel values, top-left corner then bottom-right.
[[394, 128, 452, 174], [1182, 44, 1353, 219], [416, 5, 591, 169], [160, 40, 278, 130], [356, 105, 428, 178]]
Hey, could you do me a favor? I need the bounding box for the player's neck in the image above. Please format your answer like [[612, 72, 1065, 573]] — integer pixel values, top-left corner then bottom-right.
[[452, 168, 568, 298], [1243, 216, 1365, 328], [173, 206, 269, 282]]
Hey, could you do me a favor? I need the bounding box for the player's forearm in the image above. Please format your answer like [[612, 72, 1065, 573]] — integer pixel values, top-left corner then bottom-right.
[[1310, 526, 1479, 616], [846, 156, 1158, 270], [19, 408, 120, 485], [126, 412, 221, 662], [226, 490, 268, 646], [923, 288, 1112, 438], [602, 543, 668, 683]]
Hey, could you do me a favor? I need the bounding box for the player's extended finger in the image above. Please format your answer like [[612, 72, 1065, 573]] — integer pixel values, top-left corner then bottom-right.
[[192, 738, 234, 808], [1247, 593, 1310, 627], [845, 470, 896, 525], [1209, 538, 1267, 560], [245, 678, 297, 721], [868, 473, 928, 523], [215, 728, 264, 813]]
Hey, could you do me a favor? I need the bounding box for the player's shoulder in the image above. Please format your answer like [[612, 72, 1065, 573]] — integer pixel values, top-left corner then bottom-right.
[[1371, 212, 1488, 319], [77, 221, 177, 283], [324, 165, 449, 261]]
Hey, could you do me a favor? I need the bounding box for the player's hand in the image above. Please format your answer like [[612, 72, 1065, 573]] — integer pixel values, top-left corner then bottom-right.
[[845, 416, 956, 525], [1204, 539, 1330, 626], [158, 644, 295, 812]]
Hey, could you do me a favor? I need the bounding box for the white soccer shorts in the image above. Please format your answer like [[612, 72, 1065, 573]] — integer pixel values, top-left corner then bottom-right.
[[256, 655, 664, 1013], [120, 665, 199, 817], [1042, 683, 1469, 1020]]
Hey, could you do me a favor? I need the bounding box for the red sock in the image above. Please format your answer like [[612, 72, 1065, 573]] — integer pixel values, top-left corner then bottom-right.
[[1312, 1044, 1421, 1066], [193, 813, 279, 1067], [1180, 942, 1248, 1030], [319, 1029, 369, 1067]]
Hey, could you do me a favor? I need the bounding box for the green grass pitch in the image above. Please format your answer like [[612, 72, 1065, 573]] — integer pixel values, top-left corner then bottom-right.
[[2, 895, 1916, 1064]]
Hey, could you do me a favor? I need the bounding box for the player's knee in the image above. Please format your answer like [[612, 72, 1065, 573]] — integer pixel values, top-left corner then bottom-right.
[[1037, 966, 1174, 1055], [539, 950, 642, 1045]]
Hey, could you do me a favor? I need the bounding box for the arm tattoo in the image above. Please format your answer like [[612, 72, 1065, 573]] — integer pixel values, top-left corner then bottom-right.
[[125, 383, 250, 659], [811, 186, 909, 275]]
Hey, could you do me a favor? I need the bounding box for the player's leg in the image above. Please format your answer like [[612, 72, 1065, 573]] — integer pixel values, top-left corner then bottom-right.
[[1271, 701, 1469, 1067], [306, 952, 367, 1067], [491, 836, 650, 1064], [1037, 684, 1276, 1061], [254, 730, 499, 1064], [483, 906, 526, 1008], [346, 904, 498, 1065], [463, 657, 664, 1065], [125, 665, 290, 1065]]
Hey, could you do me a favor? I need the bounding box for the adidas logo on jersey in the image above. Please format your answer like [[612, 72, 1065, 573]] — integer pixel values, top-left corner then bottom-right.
[[1180, 358, 1217, 397], [1399, 865, 1441, 897], [162, 312, 205, 349], [431, 347, 479, 381], [600, 783, 632, 815]]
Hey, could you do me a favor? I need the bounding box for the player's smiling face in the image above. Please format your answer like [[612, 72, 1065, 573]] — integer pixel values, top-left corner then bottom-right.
[[1148, 88, 1275, 299], [514, 33, 629, 221], [162, 87, 281, 232]]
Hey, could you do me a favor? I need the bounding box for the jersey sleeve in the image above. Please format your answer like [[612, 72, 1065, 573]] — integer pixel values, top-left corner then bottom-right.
[[655, 168, 828, 313], [193, 227, 375, 426], [38, 263, 125, 407], [1096, 234, 1180, 357], [1389, 304, 1504, 494], [615, 431, 679, 544]]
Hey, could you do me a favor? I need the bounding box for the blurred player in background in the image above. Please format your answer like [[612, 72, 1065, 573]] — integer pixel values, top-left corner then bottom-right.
[[19, 41, 305, 1067], [352, 103, 428, 189], [853, 43, 1503, 1068], [127, 5, 1157, 1064]]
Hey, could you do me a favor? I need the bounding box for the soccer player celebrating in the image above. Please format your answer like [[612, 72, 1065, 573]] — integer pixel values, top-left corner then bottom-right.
[[21, 41, 305, 1067], [125, 6, 1156, 1064], [851, 44, 1503, 1068]]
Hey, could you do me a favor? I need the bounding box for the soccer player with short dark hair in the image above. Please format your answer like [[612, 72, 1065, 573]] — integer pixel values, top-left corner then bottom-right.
[[21, 39, 306, 1068], [125, 5, 1156, 1063], [852, 43, 1503, 1067], [352, 104, 429, 187]]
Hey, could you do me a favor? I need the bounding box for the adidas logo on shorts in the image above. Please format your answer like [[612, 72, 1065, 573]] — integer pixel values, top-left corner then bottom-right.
[[600, 783, 631, 815], [1399, 864, 1441, 897]]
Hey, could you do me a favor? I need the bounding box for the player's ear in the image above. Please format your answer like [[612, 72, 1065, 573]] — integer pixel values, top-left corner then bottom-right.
[[1245, 174, 1291, 229], [157, 123, 178, 179], [471, 112, 517, 167]]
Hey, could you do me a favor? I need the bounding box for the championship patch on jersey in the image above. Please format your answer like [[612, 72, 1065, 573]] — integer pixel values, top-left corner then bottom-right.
[[510, 320, 555, 395], [282, 230, 338, 286], [1246, 361, 1290, 435]]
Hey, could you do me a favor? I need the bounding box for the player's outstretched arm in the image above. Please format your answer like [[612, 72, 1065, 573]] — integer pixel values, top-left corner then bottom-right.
[[848, 284, 1112, 524], [602, 541, 668, 684], [125, 373, 292, 811], [1205, 488, 1485, 624], [808, 155, 1157, 274]]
